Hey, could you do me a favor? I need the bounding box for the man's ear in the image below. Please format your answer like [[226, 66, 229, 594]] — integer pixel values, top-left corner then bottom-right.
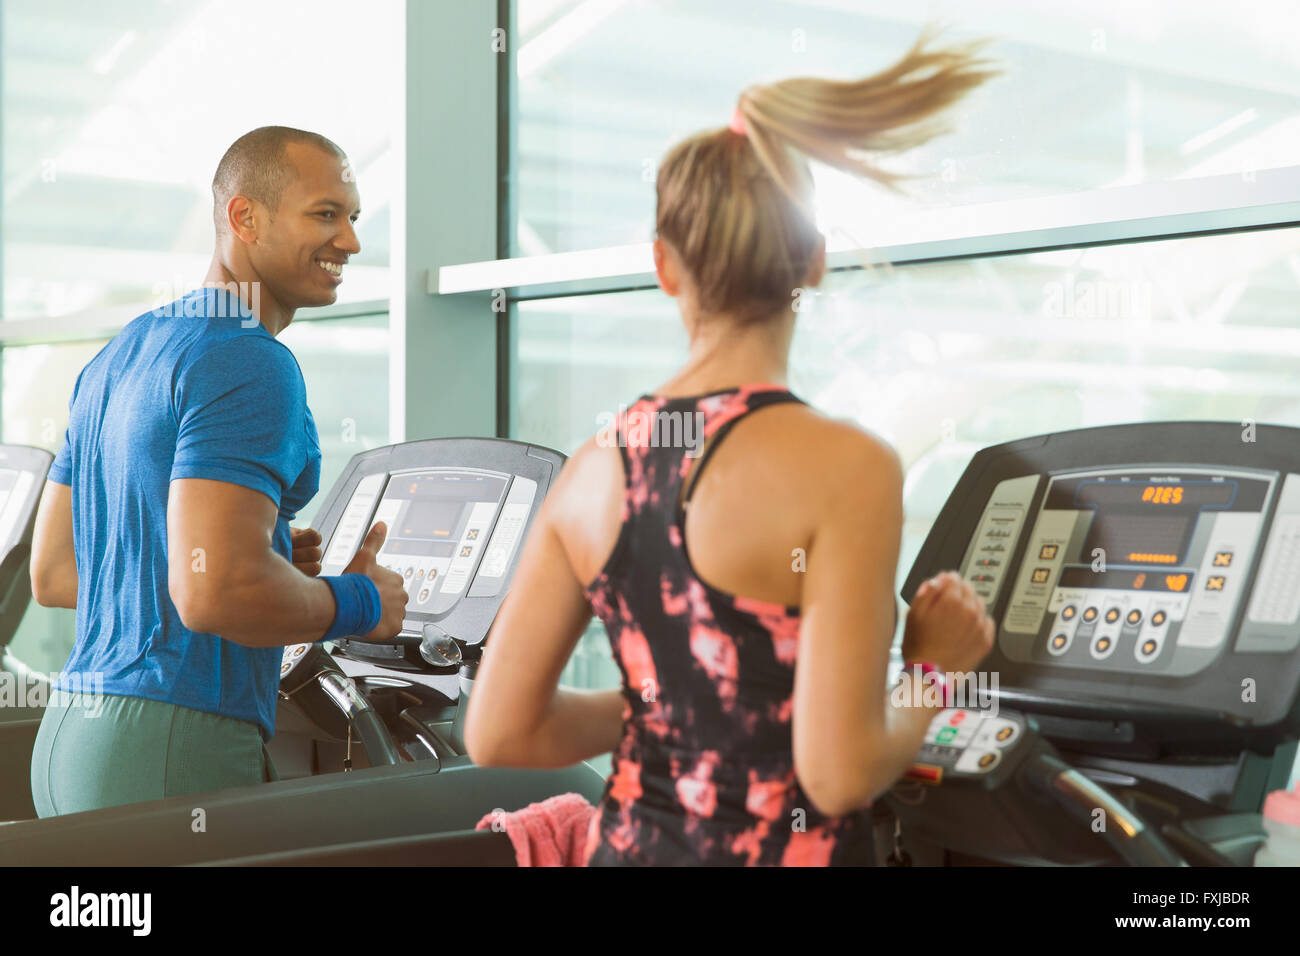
[[226, 195, 259, 245], [653, 237, 680, 298]]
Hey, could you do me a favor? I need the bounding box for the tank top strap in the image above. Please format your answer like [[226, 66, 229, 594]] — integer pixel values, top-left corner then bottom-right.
[[612, 384, 806, 510], [680, 384, 807, 506], [585, 385, 804, 598]]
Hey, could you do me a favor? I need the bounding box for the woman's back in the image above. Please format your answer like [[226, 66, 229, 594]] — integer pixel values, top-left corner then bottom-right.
[[550, 383, 898, 865]]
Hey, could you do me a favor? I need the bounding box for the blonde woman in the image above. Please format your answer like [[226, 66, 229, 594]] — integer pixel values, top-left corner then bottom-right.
[[467, 26, 998, 866]]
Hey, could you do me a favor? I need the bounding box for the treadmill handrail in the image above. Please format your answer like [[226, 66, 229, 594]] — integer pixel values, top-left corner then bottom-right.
[[992, 687, 1247, 728]]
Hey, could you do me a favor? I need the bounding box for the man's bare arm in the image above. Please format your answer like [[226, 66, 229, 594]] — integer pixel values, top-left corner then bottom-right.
[[167, 478, 406, 647], [31, 481, 78, 609]]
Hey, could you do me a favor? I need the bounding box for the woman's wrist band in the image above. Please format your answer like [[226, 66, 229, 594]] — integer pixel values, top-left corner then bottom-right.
[[320, 574, 383, 641]]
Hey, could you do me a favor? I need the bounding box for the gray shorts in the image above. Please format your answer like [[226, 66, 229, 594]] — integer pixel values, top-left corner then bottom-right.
[[30, 689, 276, 818]]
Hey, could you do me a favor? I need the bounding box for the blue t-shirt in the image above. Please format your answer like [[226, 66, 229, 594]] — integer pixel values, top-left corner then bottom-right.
[[48, 288, 321, 740]]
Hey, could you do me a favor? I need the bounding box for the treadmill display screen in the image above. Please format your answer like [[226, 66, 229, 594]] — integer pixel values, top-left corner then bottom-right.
[[1071, 480, 1239, 567], [372, 471, 508, 617], [1082, 511, 1194, 567], [1074, 481, 1237, 508]]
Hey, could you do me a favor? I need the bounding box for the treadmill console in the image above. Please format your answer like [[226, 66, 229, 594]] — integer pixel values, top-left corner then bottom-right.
[[975, 468, 1278, 675], [905, 422, 1300, 748], [280, 438, 562, 676]]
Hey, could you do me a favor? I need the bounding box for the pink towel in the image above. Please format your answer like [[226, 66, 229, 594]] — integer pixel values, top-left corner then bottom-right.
[[475, 793, 598, 867]]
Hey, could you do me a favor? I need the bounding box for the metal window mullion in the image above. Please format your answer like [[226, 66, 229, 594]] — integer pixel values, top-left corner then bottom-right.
[[0, 298, 392, 348], [495, 0, 516, 440], [439, 165, 1300, 300], [391, 0, 499, 445]]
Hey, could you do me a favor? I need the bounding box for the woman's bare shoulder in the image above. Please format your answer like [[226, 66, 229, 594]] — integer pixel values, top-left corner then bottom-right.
[[544, 435, 623, 518], [745, 403, 903, 483]]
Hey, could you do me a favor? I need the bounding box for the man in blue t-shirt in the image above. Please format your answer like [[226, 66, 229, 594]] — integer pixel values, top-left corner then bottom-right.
[[27, 127, 407, 817]]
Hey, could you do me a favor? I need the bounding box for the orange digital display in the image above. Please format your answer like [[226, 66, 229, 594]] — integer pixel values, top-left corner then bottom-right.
[[1060, 567, 1195, 593], [1142, 485, 1184, 504]]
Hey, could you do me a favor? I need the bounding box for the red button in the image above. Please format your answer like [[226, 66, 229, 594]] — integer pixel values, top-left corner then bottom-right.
[[950, 711, 966, 725], [904, 764, 943, 784]]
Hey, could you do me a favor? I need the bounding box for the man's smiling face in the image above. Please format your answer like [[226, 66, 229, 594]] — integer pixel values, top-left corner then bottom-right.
[[249, 142, 361, 310]]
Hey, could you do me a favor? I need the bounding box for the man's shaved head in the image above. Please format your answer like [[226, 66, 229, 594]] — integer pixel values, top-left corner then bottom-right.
[[212, 126, 347, 235]]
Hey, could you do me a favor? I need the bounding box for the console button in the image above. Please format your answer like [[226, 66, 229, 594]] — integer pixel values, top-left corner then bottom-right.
[[1061, 604, 1077, 621], [1083, 606, 1099, 623], [1126, 609, 1142, 626], [903, 764, 943, 783], [1092, 635, 1117, 659], [1151, 610, 1167, 626], [956, 748, 1001, 774], [973, 718, 1020, 749], [1104, 607, 1120, 624]]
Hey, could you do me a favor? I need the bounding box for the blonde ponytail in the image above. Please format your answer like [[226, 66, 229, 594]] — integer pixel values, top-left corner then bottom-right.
[[655, 23, 1000, 323]]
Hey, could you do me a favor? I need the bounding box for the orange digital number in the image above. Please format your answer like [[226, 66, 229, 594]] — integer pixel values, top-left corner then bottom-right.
[[1143, 485, 1183, 505]]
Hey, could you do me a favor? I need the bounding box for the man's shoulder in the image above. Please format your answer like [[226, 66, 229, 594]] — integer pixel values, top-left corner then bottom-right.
[[182, 330, 301, 388]]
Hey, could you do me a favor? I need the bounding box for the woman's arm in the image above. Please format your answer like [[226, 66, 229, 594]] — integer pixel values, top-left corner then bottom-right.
[[792, 432, 941, 817], [465, 493, 626, 769], [794, 429, 992, 817]]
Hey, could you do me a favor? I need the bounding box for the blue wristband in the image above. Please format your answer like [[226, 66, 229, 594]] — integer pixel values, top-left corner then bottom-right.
[[320, 574, 383, 641]]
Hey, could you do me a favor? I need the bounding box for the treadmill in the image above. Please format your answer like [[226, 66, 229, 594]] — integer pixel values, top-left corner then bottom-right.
[[884, 421, 1300, 866], [0, 444, 55, 687], [0, 437, 605, 865], [0, 446, 55, 823]]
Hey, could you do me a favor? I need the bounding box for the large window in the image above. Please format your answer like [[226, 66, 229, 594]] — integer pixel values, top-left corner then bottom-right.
[[503, 4, 1300, 727], [513, 0, 1300, 255], [280, 313, 391, 522], [1, 0, 399, 320], [0, 0, 399, 675]]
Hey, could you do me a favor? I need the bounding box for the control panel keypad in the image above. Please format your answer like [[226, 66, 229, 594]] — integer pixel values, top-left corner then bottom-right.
[[904, 709, 1025, 783], [1045, 586, 1186, 665]]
